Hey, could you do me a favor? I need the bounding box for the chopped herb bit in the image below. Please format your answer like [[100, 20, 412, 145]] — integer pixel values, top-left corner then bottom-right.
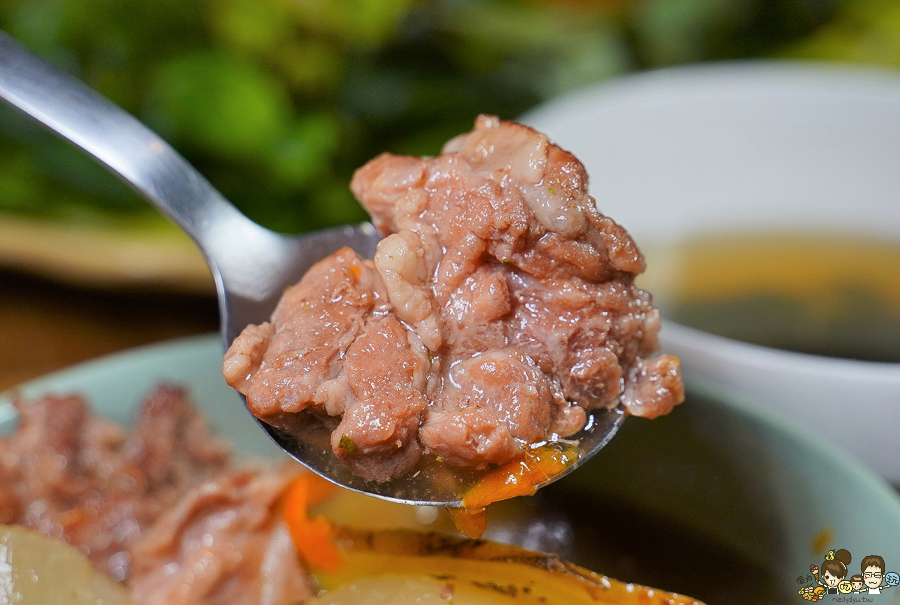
[[338, 434, 358, 452], [473, 581, 518, 596]]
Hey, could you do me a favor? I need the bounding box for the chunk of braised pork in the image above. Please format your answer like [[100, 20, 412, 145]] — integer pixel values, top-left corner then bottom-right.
[[224, 247, 431, 482], [353, 116, 683, 452], [0, 385, 229, 581], [225, 116, 684, 481], [128, 464, 312, 605]]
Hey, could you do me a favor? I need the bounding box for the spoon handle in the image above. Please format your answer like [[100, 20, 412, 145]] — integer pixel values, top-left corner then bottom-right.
[[0, 31, 284, 295]]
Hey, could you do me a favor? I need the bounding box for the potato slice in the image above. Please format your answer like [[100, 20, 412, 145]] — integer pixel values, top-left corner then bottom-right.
[[0, 524, 133, 605], [311, 527, 703, 605]]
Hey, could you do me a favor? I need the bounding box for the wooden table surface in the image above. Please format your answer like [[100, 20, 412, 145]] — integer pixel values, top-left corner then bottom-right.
[[0, 268, 219, 392]]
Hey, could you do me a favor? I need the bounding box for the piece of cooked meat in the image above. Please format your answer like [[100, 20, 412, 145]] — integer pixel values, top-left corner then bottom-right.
[[0, 385, 229, 581], [128, 463, 312, 605], [224, 115, 685, 482]]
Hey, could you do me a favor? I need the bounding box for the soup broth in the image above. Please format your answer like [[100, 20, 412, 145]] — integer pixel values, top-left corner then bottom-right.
[[639, 231, 900, 363]]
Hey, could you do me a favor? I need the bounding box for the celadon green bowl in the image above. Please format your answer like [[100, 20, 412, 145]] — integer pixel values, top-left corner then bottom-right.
[[2, 334, 898, 604]]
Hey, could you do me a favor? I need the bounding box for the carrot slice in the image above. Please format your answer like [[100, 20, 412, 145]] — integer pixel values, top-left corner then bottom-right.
[[282, 474, 343, 572], [461, 443, 578, 511], [446, 507, 488, 539]]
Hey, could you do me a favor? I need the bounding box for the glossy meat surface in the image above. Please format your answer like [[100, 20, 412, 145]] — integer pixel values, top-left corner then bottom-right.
[[0, 386, 311, 605], [0, 385, 228, 581], [129, 464, 311, 605], [225, 116, 684, 482]]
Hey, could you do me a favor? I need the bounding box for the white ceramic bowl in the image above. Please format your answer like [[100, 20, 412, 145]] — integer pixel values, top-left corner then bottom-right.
[[522, 62, 900, 483]]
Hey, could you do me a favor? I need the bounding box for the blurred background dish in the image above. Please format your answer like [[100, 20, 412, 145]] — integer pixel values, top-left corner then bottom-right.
[[522, 61, 900, 484], [3, 334, 899, 604]]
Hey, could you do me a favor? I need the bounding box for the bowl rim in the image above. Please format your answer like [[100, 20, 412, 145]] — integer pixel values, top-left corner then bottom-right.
[[685, 373, 900, 515]]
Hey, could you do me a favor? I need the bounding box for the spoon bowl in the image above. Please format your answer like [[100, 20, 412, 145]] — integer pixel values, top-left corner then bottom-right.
[[0, 30, 624, 506]]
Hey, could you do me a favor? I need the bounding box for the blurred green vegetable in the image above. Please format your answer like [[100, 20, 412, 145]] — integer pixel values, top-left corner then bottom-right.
[[783, 0, 900, 66], [0, 0, 874, 234]]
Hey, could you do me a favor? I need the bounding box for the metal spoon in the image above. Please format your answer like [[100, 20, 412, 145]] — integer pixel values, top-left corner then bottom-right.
[[0, 31, 624, 507]]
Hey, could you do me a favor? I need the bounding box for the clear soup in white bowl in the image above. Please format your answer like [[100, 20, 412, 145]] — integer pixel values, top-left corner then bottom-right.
[[523, 61, 900, 484]]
